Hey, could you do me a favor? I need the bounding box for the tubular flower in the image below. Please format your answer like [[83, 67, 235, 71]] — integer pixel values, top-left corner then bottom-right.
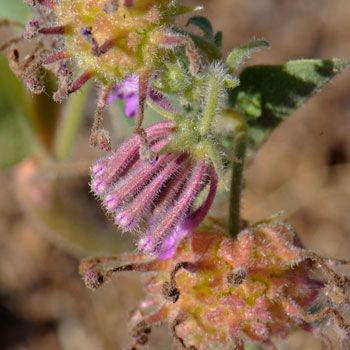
[[91, 62, 233, 257], [90, 120, 218, 258], [80, 222, 350, 350]]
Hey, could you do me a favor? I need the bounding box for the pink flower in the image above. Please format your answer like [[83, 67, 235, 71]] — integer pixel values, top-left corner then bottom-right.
[[90, 120, 218, 258], [108, 75, 139, 117]]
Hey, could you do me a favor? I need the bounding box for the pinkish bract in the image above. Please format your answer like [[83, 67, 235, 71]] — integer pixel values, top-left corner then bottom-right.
[[80, 223, 350, 350]]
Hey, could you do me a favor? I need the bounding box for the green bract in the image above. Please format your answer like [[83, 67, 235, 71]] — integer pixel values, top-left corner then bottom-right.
[[149, 61, 232, 188]]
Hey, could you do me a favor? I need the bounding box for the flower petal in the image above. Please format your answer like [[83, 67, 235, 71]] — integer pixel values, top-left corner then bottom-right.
[[158, 164, 218, 259], [125, 94, 139, 118]]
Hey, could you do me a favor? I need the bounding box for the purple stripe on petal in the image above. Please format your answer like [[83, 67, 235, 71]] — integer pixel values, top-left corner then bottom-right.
[[149, 89, 179, 115], [158, 164, 218, 260], [151, 161, 191, 216], [104, 137, 171, 211], [91, 157, 111, 177], [145, 120, 175, 138], [91, 135, 140, 195], [138, 160, 208, 253], [105, 154, 168, 211], [91, 120, 174, 195], [116, 154, 189, 229]]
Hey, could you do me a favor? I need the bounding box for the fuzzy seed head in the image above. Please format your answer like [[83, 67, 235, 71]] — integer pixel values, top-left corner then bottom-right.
[[82, 222, 350, 350], [55, 0, 180, 83], [142, 223, 321, 349]]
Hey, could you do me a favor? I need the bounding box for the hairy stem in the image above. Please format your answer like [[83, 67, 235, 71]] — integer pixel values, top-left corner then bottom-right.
[[228, 112, 247, 238], [199, 72, 221, 136]]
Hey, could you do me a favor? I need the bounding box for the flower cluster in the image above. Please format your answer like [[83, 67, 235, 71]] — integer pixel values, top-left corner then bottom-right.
[[80, 222, 350, 349], [91, 120, 218, 258], [2, 0, 229, 259], [90, 60, 232, 258], [3, 0, 202, 151]]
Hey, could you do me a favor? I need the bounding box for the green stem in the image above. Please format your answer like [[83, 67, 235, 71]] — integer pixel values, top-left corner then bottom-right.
[[199, 72, 221, 136], [54, 84, 91, 162], [228, 112, 247, 238]]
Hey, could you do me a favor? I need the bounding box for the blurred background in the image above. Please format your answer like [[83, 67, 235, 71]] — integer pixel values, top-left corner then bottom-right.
[[0, 0, 349, 349]]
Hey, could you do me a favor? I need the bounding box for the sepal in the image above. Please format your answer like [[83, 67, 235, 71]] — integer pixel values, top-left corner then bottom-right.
[[226, 39, 270, 74]]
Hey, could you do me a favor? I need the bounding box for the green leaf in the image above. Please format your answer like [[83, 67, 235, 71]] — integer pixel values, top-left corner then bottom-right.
[[213, 31, 223, 49], [174, 28, 222, 61], [229, 58, 350, 147], [226, 40, 270, 74], [0, 0, 30, 23], [187, 32, 222, 60], [186, 16, 213, 39], [0, 54, 33, 168]]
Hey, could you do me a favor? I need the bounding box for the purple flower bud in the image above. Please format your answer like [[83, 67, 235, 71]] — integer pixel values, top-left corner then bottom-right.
[[138, 160, 208, 253], [104, 140, 170, 211], [29, 20, 39, 28], [116, 153, 189, 229], [81, 26, 93, 36], [59, 63, 72, 77], [90, 121, 218, 258], [85, 268, 97, 282]]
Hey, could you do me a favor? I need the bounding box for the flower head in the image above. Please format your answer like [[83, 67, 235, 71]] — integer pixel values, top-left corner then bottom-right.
[[21, 0, 201, 88], [80, 222, 350, 350], [91, 62, 236, 257], [4, 0, 202, 151], [90, 120, 218, 258]]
